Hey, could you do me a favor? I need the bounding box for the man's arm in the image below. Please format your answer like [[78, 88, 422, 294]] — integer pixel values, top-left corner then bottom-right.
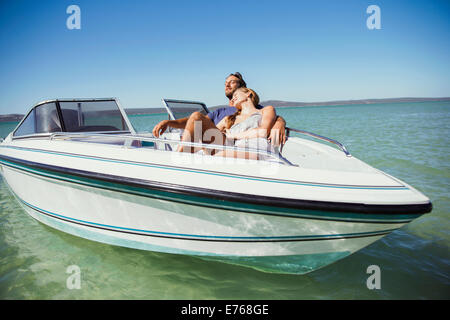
[[152, 117, 189, 137]]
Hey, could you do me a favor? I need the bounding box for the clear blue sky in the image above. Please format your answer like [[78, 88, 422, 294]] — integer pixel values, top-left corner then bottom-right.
[[0, 0, 449, 114]]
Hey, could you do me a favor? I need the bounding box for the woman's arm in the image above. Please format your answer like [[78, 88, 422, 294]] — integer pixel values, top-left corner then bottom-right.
[[226, 106, 276, 140]]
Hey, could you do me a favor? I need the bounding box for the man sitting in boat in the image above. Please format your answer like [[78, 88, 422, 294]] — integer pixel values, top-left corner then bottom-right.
[[151, 72, 287, 152]]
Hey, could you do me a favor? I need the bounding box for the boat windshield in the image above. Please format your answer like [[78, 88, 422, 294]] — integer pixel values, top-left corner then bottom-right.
[[13, 99, 131, 137], [163, 99, 210, 120], [58, 100, 129, 132]]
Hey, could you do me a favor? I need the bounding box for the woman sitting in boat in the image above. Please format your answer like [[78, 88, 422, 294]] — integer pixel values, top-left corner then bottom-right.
[[213, 87, 277, 160]]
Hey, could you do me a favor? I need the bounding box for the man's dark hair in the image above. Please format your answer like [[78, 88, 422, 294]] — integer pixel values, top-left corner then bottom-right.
[[228, 72, 247, 88]]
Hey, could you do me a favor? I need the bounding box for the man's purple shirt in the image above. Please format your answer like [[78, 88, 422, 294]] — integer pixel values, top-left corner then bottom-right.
[[207, 105, 265, 125]]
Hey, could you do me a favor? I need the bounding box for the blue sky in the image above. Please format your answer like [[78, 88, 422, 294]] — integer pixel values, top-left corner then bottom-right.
[[0, 0, 449, 114]]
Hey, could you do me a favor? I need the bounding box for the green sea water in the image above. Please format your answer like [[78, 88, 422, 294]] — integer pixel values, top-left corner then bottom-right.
[[0, 101, 448, 299]]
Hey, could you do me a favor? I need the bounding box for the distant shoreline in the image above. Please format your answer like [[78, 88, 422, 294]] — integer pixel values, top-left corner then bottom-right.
[[259, 97, 450, 108], [1, 97, 448, 122], [208, 97, 450, 111]]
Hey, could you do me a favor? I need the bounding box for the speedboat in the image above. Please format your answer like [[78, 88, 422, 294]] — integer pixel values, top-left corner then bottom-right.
[[0, 98, 432, 274]]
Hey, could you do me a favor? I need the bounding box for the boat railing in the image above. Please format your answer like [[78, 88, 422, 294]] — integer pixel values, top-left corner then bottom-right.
[[49, 132, 295, 165], [285, 127, 351, 157]]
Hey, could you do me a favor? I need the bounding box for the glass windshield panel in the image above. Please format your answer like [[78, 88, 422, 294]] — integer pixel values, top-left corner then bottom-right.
[[58, 100, 129, 132], [14, 102, 62, 136], [164, 101, 208, 120], [14, 109, 36, 136]]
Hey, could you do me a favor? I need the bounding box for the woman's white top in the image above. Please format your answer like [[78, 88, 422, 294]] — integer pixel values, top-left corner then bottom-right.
[[228, 112, 275, 159]]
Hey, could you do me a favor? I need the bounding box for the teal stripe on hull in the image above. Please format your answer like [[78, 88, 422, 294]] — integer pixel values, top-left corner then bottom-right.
[[22, 198, 352, 274], [0, 157, 422, 223], [1, 145, 409, 190], [18, 196, 398, 241]]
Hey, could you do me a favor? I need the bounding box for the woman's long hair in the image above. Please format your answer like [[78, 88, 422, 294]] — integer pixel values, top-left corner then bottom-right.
[[225, 88, 260, 129]]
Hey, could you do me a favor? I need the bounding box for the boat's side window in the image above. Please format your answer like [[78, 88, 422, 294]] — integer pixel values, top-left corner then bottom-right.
[[14, 103, 62, 136], [14, 109, 36, 136]]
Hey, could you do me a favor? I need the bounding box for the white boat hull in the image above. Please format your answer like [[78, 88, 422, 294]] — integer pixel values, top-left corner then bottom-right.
[[0, 114, 432, 274], [2, 162, 407, 274]]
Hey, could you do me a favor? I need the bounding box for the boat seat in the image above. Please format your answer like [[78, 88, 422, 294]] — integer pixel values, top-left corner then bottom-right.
[[72, 125, 119, 132], [61, 109, 82, 131]]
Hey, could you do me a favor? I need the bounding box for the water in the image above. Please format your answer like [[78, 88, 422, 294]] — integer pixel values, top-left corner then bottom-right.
[[0, 101, 449, 299]]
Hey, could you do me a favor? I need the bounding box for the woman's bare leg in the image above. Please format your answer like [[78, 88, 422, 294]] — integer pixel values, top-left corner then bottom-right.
[[177, 112, 224, 153], [213, 149, 257, 160]]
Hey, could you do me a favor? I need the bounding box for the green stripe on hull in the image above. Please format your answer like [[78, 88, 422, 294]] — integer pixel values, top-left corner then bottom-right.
[[18, 195, 398, 241], [0, 145, 409, 190], [24, 201, 352, 274], [0, 157, 421, 223]]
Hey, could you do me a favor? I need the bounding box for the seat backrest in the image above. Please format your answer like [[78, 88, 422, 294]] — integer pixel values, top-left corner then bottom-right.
[[61, 109, 81, 131]]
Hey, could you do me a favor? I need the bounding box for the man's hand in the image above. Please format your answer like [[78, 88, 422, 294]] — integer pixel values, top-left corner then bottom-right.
[[268, 116, 287, 147], [152, 120, 170, 137], [152, 117, 190, 137]]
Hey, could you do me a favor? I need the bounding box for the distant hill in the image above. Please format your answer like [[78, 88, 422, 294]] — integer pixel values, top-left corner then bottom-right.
[[258, 97, 450, 108], [126, 107, 166, 115], [208, 97, 450, 110], [1, 97, 448, 122], [0, 114, 24, 122]]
